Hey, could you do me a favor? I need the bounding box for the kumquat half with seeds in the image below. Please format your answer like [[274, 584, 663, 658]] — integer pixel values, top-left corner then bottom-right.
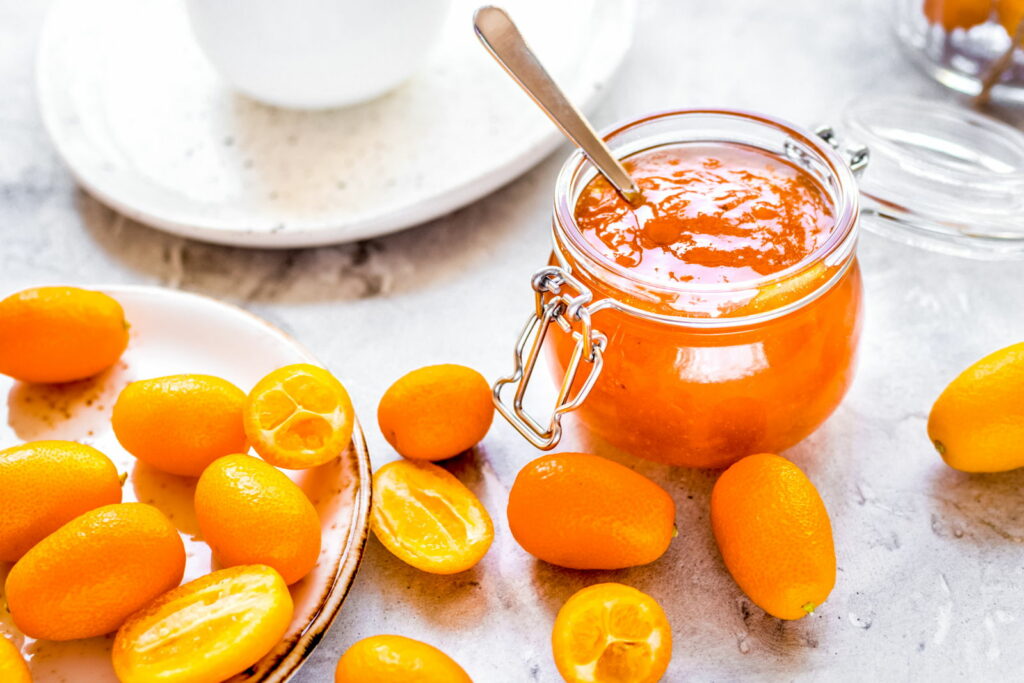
[[552, 583, 672, 683], [244, 363, 355, 469]]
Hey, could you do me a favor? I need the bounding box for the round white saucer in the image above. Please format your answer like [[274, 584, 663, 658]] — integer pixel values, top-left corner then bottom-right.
[[37, 0, 636, 248]]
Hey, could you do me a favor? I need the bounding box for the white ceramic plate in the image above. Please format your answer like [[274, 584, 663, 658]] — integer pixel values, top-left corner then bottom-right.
[[36, 0, 637, 248], [0, 286, 372, 682]]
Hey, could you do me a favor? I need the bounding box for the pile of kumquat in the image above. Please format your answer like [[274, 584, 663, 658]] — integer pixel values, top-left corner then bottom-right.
[[357, 360, 837, 682], [6, 284, 1011, 683], [0, 286, 358, 682]]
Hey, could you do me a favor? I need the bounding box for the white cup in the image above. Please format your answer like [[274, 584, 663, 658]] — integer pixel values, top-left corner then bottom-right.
[[184, 0, 452, 110]]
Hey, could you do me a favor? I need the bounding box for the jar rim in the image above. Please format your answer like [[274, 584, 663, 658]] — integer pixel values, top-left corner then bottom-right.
[[551, 108, 861, 313]]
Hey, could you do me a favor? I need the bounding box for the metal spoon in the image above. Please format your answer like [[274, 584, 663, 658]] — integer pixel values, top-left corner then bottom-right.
[[473, 5, 644, 206]]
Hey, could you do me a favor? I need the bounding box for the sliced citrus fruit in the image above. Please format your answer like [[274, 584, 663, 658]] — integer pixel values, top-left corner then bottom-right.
[[552, 583, 672, 683], [335, 635, 472, 683], [112, 565, 293, 683], [371, 459, 493, 574], [0, 635, 31, 683], [244, 364, 354, 469]]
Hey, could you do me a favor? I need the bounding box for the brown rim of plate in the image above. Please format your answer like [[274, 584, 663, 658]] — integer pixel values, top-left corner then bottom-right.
[[241, 417, 373, 682]]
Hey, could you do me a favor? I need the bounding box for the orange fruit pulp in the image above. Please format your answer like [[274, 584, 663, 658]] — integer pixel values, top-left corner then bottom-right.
[[112, 565, 293, 683], [552, 583, 672, 683], [335, 635, 472, 683], [244, 364, 355, 469], [371, 459, 493, 574]]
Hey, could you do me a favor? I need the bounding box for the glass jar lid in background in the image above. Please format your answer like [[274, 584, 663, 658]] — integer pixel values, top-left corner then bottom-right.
[[836, 95, 1024, 258]]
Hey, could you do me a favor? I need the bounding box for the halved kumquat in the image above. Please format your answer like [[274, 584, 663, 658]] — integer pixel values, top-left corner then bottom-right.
[[112, 565, 293, 683], [371, 460, 493, 574], [335, 635, 471, 683], [552, 583, 672, 683], [0, 635, 31, 683], [244, 364, 354, 469]]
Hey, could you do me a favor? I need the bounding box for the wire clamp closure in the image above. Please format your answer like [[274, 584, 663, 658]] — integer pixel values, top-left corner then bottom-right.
[[492, 266, 606, 449]]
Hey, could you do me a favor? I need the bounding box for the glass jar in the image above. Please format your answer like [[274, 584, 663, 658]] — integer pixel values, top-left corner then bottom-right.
[[894, 0, 1024, 102], [493, 110, 865, 468]]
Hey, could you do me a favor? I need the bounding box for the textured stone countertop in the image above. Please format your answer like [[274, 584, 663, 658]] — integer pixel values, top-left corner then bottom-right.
[[3, 1, 1024, 681]]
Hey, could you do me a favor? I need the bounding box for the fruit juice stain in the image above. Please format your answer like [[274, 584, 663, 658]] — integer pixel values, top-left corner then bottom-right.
[[573, 142, 835, 287]]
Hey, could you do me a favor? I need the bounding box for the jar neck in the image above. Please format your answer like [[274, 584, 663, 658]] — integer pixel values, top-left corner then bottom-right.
[[550, 109, 861, 328]]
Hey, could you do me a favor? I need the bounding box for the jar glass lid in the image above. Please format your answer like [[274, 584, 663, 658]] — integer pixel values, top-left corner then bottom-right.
[[839, 96, 1024, 258]]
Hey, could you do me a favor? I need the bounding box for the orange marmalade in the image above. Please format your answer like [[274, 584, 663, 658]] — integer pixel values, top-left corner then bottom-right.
[[575, 143, 835, 287], [543, 111, 863, 468]]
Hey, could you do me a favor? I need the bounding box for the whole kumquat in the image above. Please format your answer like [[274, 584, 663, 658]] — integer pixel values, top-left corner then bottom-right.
[[999, 0, 1024, 38], [112, 565, 293, 683], [195, 454, 321, 585], [0, 635, 31, 683], [371, 459, 493, 574], [928, 342, 1024, 472], [4, 503, 185, 641], [0, 285, 128, 384], [244, 364, 355, 469], [711, 453, 835, 620], [552, 583, 672, 683], [0, 440, 122, 562], [377, 364, 494, 461], [923, 0, 993, 30], [507, 453, 675, 570], [335, 635, 472, 683], [112, 374, 248, 477]]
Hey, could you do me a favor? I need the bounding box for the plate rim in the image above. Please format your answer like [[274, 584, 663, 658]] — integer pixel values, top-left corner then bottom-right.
[[92, 284, 372, 683], [34, 0, 638, 248]]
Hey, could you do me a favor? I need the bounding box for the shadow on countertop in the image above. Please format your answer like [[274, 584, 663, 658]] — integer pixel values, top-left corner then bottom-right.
[[75, 150, 559, 306]]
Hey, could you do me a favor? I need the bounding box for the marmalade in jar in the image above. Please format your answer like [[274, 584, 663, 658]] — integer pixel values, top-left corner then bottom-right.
[[548, 138, 862, 468], [575, 143, 835, 288]]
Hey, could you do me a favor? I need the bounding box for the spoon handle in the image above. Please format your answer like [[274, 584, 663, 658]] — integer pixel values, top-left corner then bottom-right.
[[474, 6, 643, 205]]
